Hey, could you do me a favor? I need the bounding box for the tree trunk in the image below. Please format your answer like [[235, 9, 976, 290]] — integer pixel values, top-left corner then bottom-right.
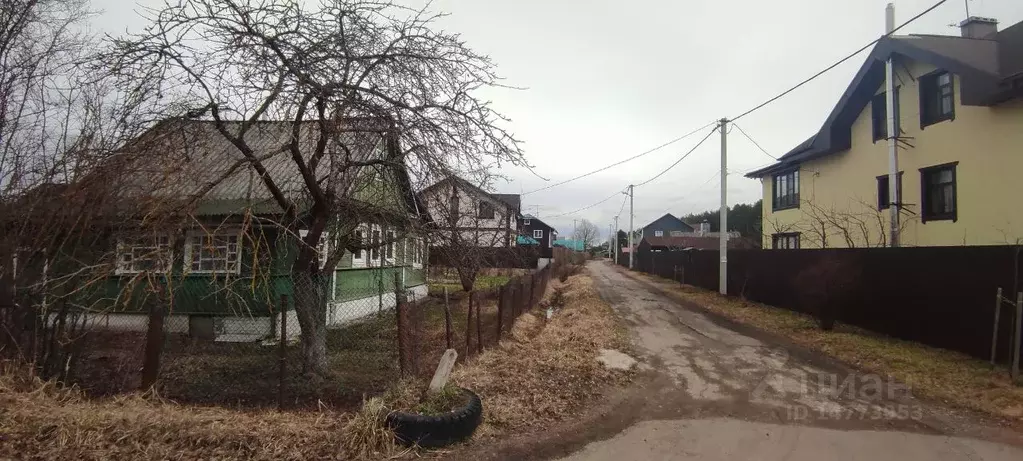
[[292, 269, 328, 376]]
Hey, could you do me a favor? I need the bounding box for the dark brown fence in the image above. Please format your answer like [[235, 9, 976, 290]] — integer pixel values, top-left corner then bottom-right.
[[429, 246, 541, 269], [624, 245, 1023, 363]]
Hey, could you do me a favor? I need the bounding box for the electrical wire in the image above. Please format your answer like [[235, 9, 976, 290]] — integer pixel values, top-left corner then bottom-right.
[[633, 126, 719, 188], [540, 126, 718, 220], [521, 119, 718, 196], [730, 0, 949, 122], [543, 187, 628, 219], [615, 193, 628, 218], [731, 122, 779, 161]]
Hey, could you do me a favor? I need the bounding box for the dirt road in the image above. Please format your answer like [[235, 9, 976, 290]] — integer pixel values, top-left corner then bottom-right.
[[557, 262, 1023, 460]]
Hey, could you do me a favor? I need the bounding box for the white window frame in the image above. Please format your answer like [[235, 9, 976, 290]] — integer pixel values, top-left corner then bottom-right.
[[412, 238, 424, 269], [382, 229, 397, 266], [351, 225, 367, 268], [298, 230, 330, 269], [369, 225, 382, 267], [654, 230, 664, 237], [184, 230, 242, 275], [533, 229, 543, 239], [115, 235, 173, 275], [524, 218, 531, 226]]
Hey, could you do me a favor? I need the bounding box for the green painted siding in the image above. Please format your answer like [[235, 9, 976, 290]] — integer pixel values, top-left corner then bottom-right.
[[80, 274, 290, 316], [331, 264, 426, 302]]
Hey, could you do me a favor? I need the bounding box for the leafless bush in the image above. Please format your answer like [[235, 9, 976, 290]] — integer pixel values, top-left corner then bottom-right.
[[794, 255, 859, 331]]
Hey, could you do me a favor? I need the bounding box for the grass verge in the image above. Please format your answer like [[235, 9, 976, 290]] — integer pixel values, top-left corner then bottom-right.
[[622, 269, 1023, 424], [450, 269, 633, 437], [0, 367, 402, 460]]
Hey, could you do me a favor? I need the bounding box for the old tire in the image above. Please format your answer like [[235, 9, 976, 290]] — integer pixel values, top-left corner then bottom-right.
[[385, 388, 483, 448]]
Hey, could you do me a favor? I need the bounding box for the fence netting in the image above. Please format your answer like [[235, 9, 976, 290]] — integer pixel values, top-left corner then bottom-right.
[[1, 253, 585, 410]]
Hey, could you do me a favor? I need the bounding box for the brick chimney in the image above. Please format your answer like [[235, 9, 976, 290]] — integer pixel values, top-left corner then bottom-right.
[[959, 16, 998, 39]]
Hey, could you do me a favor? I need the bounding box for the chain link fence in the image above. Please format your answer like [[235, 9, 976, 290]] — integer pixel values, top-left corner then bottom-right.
[[1, 250, 589, 410]]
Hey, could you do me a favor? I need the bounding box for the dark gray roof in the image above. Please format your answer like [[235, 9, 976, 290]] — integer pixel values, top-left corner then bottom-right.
[[107, 119, 422, 219], [998, 21, 1023, 78], [493, 193, 521, 213], [747, 22, 1023, 179]]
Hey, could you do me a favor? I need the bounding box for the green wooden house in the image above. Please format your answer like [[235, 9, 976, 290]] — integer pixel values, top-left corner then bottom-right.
[[54, 119, 430, 342]]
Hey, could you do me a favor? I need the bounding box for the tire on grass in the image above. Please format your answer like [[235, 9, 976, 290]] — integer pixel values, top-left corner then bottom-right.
[[385, 388, 483, 448]]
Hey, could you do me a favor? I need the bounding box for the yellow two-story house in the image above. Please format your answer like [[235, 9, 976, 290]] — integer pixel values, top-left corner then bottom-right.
[[747, 17, 1023, 249]]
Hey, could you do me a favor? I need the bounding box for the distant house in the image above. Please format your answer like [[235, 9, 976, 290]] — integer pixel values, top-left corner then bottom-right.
[[519, 215, 558, 258], [638, 235, 758, 253], [640, 213, 695, 240], [419, 176, 521, 248], [553, 239, 585, 251]]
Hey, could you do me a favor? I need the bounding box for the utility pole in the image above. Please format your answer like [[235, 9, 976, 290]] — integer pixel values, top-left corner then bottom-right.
[[885, 3, 901, 247], [719, 118, 728, 295], [613, 215, 620, 265], [608, 223, 613, 259], [628, 185, 635, 269]]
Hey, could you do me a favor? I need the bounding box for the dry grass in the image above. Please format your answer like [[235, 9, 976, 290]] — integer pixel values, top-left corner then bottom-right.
[[0, 367, 403, 460], [623, 270, 1023, 423], [451, 270, 632, 436]]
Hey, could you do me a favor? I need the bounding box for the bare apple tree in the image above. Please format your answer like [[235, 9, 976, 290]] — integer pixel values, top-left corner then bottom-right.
[[421, 175, 521, 291], [100, 0, 525, 376], [572, 219, 600, 250]]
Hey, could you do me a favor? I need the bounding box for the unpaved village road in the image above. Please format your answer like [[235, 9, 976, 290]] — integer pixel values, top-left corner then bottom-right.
[[556, 262, 1023, 461]]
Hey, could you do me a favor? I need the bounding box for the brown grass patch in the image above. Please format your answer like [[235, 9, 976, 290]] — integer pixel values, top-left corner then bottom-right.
[[622, 269, 1023, 425], [450, 270, 632, 436], [0, 367, 402, 460]]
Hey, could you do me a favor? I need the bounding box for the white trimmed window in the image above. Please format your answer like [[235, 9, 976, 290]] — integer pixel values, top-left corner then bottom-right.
[[370, 227, 381, 265], [185, 230, 241, 274], [116, 236, 172, 275], [411, 238, 424, 268], [385, 230, 395, 264], [524, 218, 531, 226], [654, 230, 664, 237], [533, 229, 543, 239], [298, 230, 329, 269], [352, 226, 366, 268]]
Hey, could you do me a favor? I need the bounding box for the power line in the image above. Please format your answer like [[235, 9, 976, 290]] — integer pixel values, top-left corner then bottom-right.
[[521, 119, 718, 196], [730, 0, 949, 122], [732, 123, 778, 161], [543, 187, 628, 219], [615, 193, 628, 218], [633, 126, 718, 188], [541, 126, 718, 220], [650, 171, 721, 214]]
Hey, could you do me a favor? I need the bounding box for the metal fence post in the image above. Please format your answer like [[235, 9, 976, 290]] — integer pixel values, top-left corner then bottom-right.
[[1013, 292, 1022, 382], [444, 286, 452, 349], [992, 287, 1003, 366], [278, 294, 287, 410], [141, 286, 166, 390], [378, 275, 384, 314], [394, 272, 408, 376], [476, 294, 483, 354], [465, 291, 474, 358], [496, 284, 505, 338]]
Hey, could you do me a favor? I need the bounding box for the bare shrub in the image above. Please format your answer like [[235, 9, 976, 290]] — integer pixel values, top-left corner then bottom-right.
[[794, 255, 859, 331]]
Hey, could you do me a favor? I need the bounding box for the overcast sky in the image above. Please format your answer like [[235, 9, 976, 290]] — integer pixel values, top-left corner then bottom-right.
[[88, 0, 1023, 239]]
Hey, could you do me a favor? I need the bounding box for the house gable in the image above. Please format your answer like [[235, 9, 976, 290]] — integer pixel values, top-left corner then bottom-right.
[[746, 31, 1016, 179], [641, 213, 694, 237]]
